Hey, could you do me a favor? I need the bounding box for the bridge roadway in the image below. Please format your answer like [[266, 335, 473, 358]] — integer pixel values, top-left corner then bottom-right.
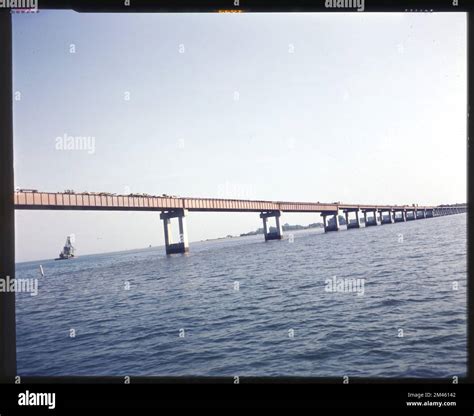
[[14, 191, 435, 213], [13, 191, 467, 254]]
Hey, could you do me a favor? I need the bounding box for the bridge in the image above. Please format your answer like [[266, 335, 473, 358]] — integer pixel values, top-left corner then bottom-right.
[[14, 191, 467, 254]]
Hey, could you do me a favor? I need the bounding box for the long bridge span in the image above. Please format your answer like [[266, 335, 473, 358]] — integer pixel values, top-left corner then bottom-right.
[[14, 191, 467, 254]]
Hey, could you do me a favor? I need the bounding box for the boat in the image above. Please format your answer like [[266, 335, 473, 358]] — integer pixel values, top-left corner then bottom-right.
[[54, 236, 75, 260]]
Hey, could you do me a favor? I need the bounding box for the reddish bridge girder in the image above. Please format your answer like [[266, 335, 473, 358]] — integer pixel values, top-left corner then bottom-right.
[[13, 192, 438, 213]]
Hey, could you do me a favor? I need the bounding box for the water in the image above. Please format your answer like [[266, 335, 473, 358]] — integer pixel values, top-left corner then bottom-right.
[[15, 214, 467, 377]]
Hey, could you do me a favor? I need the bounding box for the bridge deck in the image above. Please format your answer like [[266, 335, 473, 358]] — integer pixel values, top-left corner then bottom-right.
[[13, 192, 437, 213]]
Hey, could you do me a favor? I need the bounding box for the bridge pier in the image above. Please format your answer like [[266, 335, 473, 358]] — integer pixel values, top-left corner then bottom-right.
[[415, 209, 425, 219], [426, 209, 434, 218], [344, 209, 360, 229], [380, 209, 394, 224], [260, 210, 283, 241], [394, 210, 406, 222], [160, 209, 189, 254], [363, 209, 379, 226], [321, 211, 339, 232], [406, 209, 416, 220]]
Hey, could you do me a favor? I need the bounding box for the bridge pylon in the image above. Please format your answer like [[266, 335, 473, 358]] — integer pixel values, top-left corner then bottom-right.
[[260, 210, 283, 241], [160, 209, 189, 254]]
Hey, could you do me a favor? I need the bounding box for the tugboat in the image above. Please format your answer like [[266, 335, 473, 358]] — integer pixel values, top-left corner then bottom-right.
[[55, 236, 75, 260]]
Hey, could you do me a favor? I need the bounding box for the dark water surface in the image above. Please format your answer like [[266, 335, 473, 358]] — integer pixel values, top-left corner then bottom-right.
[[16, 214, 467, 377]]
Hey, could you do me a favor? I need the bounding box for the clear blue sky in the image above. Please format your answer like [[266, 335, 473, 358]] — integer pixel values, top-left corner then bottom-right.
[[13, 11, 467, 261]]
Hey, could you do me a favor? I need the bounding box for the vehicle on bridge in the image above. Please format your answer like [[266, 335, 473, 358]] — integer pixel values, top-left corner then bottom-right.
[[15, 188, 38, 193]]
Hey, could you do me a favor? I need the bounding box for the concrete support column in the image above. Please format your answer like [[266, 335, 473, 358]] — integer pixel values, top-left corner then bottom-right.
[[345, 210, 361, 229], [375, 210, 380, 224], [160, 209, 189, 254], [373, 210, 379, 225], [334, 212, 340, 231], [354, 209, 360, 228], [260, 210, 283, 241], [321, 214, 328, 232], [163, 218, 171, 248], [275, 214, 282, 236], [381, 210, 394, 224], [394, 210, 406, 222], [321, 211, 339, 232], [364, 210, 378, 226], [363, 211, 367, 226], [262, 216, 268, 236], [178, 214, 189, 247]]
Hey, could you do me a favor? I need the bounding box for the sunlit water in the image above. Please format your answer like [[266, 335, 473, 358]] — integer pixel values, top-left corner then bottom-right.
[[15, 214, 467, 377]]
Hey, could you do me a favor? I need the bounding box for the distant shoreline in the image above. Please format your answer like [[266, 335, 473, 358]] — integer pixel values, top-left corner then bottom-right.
[[200, 222, 325, 242]]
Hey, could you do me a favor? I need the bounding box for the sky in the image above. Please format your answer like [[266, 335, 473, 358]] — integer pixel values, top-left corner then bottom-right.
[[12, 11, 467, 262]]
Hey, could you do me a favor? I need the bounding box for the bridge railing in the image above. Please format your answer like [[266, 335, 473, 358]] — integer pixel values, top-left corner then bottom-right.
[[13, 191, 461, 213]]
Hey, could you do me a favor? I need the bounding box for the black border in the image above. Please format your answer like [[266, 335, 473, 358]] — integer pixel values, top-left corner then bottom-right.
[[0, 0, 473, 409]]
